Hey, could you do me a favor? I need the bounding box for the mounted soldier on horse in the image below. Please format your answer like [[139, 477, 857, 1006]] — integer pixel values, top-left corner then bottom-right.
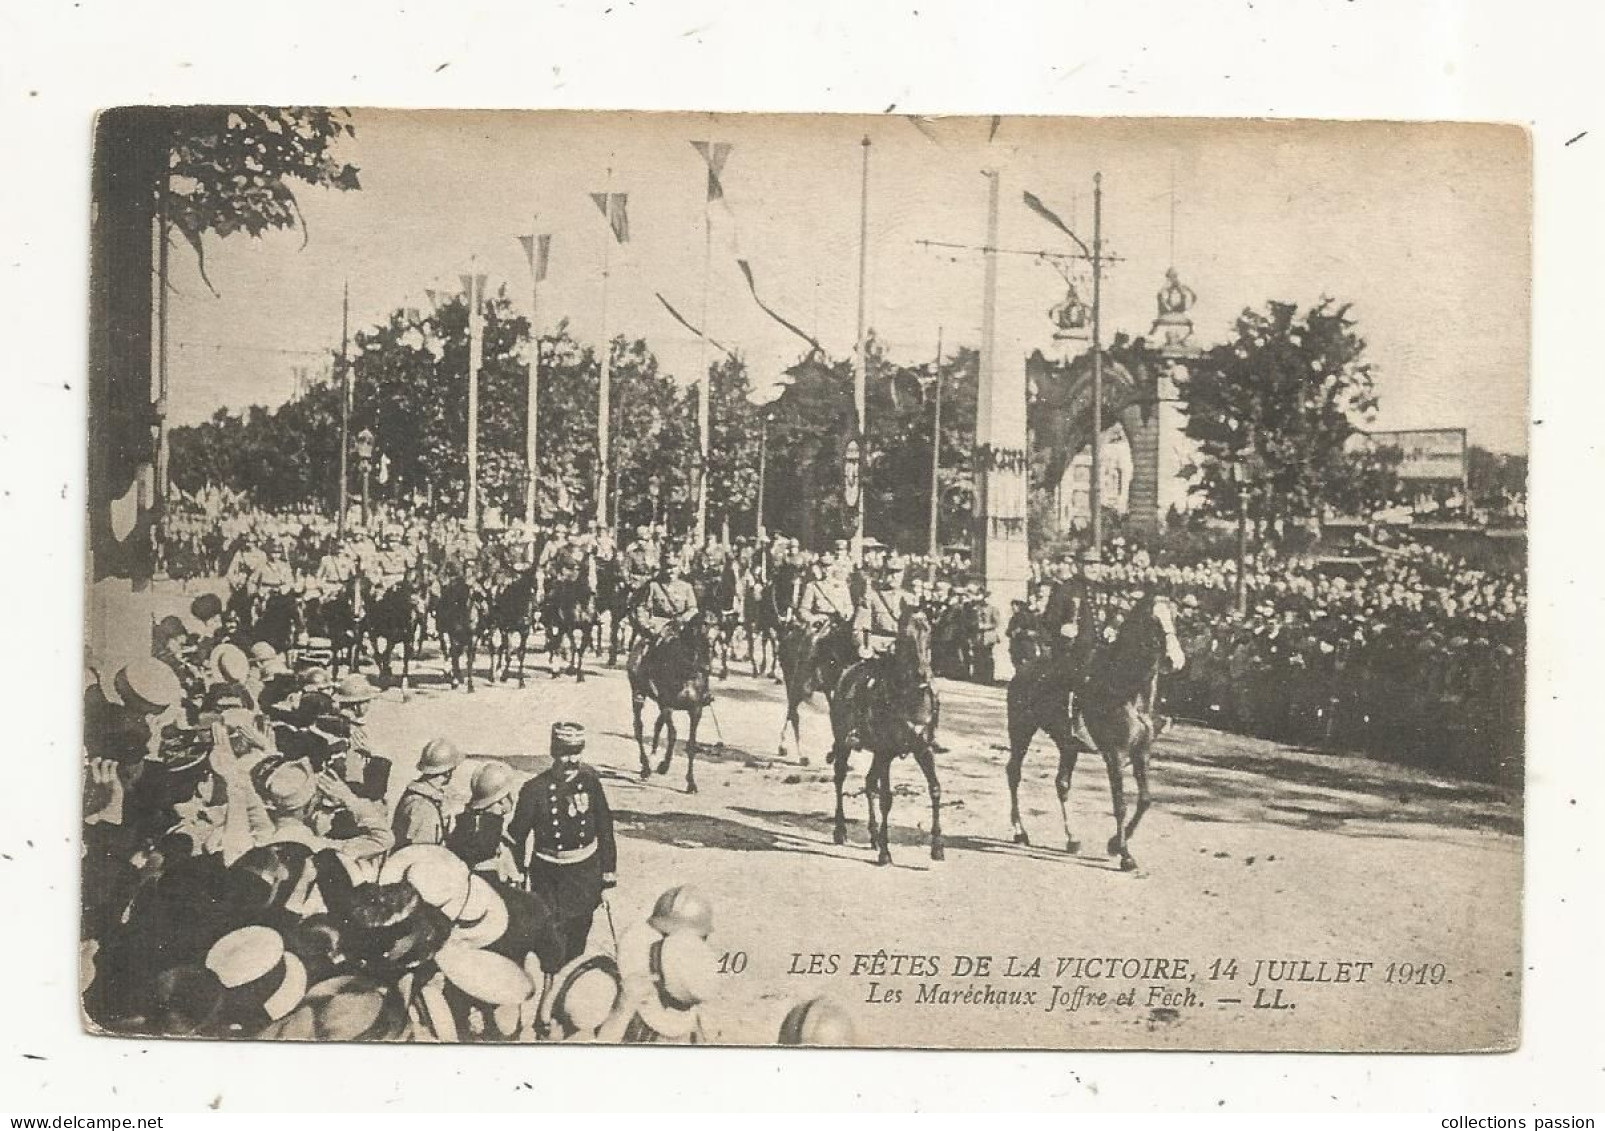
[[828, 599, 943, 865], [541, 526, 597, 681], [626, 552, 715, 792], [775, 554, 859, 760]]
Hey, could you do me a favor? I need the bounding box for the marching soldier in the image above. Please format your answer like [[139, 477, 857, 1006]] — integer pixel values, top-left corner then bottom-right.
[[508, 722, 618, 967]]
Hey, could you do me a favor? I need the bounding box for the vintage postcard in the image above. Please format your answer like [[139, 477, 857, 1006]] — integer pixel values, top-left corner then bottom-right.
[[82, 109, 1527, 1050]]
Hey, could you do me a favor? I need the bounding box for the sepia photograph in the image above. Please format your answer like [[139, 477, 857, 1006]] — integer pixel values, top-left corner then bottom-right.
[[81, 108, 1529, 1052]]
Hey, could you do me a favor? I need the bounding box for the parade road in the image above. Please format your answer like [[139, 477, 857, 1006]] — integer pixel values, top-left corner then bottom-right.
[[326, 630, 1522, 1051]]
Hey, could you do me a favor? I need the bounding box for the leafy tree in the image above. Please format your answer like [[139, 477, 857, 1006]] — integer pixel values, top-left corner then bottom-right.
[[1177, 298, 1381, 540], [164, 107, 361, 291]]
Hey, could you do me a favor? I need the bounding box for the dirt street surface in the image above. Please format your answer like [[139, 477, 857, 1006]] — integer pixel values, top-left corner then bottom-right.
[[358, 645, 1519, 1052], [87, 581, 1522, 1050]]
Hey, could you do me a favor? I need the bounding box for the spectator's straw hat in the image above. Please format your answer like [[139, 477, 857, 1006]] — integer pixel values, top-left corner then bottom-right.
[[102, 656, 183, 712], [335, 673, 380, 705], [259, 974, 407, 1042], [435, 942, 534, 1007], [538, 952, 623, 1037], [205, 925, 308, 1026]]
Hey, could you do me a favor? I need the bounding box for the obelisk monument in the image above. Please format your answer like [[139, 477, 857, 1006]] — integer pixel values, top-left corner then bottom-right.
[[974, 169, 1033, 681]]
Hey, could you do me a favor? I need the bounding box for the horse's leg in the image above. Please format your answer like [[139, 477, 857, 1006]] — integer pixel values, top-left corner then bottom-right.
[[683, 705, 701, 794], [1005, 692, 1035, 846], [573, 625, 587, 683], [862, 759, 882, 863], [632, 692, 651, 779], [912, 739, 944, 861], [548, 623, 561, 678], [831, 741, 851, 846], [873, 755, 894, 867], [515, 627, 529, 688], [466, 626, 477, 694], [656, 711, 676, 778], [1046, 714, 1082, 854], [779, 688, 801, 761], [1123, 739, 1153, 853], [1102, 746, 1136, 871], [401, 624, 413, 692]]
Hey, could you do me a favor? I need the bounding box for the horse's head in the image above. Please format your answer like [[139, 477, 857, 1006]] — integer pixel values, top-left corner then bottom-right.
[[1135, 594, 1187, 674]]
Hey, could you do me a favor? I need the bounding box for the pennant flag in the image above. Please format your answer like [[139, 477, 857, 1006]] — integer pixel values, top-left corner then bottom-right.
[[655, 293, 735, 358], [905, 116, 943, 146], [736, 259, 822, 353], [517, 233, 553, 281], [690, 141, 733, 201], [1022, 190, 1089, 254], [988, 115, 1002, 144], [459, 273, 487, 301], [590, 192, 630, 243]]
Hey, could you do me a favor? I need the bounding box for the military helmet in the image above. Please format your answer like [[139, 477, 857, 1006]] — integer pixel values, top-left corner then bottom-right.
[[647, 885, 715, 939]]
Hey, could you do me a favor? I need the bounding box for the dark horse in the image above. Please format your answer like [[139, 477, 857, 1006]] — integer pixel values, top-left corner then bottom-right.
[[626, 614, 716, 793], [1006, 593, 1185, 872], [743, 569, 779, 679], [435, 566, 483, 692], [592, 555, 634, 666], [828, 609, 942, 866], [700, 558, 742, 681], [486, 564, 540, 687], [1004, 586, 1098, 849], [542, 557, 595, 682], [252, 590, 303, 657], [364, 571, 427, 689], [308, 574, 367, 678], [775, 616, 859, 760]]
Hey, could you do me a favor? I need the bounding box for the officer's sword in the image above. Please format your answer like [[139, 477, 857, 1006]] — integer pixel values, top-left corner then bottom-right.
[[601, 895, 620, 955]]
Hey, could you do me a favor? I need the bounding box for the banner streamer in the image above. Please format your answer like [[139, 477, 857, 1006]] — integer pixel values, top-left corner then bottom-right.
[[654, 292, 735, 359], [735, 258, 823, 353]]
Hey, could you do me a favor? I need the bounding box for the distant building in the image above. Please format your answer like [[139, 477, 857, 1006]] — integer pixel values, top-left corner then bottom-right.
[[1054, 425, 1131, 528]]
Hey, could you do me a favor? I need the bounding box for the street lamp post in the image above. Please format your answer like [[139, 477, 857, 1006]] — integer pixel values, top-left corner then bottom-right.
[[355, 427, 376, 528], [1233, 422, 1258, 617], [756, 412, 771, 541]]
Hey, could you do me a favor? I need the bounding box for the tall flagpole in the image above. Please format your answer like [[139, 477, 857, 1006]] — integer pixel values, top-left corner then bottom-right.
[[1089, 172, 1104, 562], [465, 261, 483, 529], [525, 226, 541, 530], [928, 326, 944, 579], [337, 279, 350, 536], [852, 135, 871, 560], [696, 184, 712, 545], [597, 169, 613, 533]]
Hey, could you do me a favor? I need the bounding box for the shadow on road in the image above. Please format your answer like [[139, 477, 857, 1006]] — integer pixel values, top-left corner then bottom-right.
[[613, 807, 843, 862], [1150, 731, 1522, 839], [729, 805, 1128, 873]]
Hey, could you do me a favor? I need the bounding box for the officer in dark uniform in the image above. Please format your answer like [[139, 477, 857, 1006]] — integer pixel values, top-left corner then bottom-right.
[[508, 722, 618, 966]]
